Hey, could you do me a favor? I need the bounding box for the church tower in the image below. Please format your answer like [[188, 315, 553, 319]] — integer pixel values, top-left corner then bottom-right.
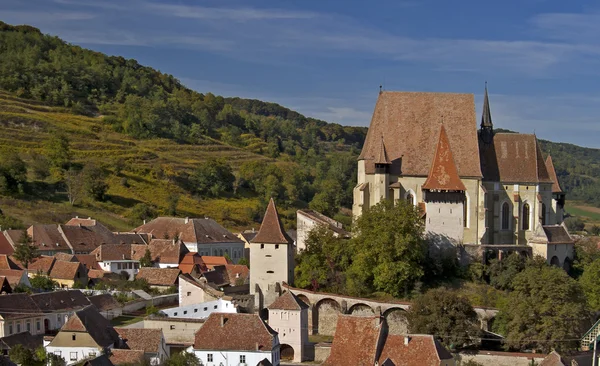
[[422, 125, 467, 246], [250, 198, 294, 309], [373, 136, 391, 205], [479, 83, 494, 144]]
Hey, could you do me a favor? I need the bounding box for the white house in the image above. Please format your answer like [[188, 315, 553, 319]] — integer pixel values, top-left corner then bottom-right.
[[268, 291, 309, 362], [0, 293, 44, 337], [115, 328, 169, 365], [45, 306, 121, 365], [90, 244, 147, 280], [160, 298, 236, 319], [31, 290, 92, 333], [190, 313, 280, 366], [296, 209, 350, 252]]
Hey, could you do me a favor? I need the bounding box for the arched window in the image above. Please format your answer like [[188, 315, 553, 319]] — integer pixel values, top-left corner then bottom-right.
[[501, 202, 510, 230], [463, 192, 470, 228], [522, 203, 530, 231], [541, 203, 547, 225], [404, 190, 416, 206]]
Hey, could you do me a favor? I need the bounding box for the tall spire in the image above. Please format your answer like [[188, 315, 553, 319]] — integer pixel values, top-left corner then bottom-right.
[[251, 198, 292, 244], [422, 125, 466, 191], [480, 82, 494, 144]]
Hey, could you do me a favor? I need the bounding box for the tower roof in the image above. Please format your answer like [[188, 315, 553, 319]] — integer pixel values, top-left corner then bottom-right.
[[251, 198, 293, 244], [481, 83, 493, 128], [374, 136, 391, 165], [267, 291, 309, 310], [545, 155, 563, 193], [422, 125, 466, 191]]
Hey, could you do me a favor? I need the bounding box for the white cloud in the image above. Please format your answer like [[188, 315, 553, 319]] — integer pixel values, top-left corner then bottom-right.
[[145, 3, 319, 21]]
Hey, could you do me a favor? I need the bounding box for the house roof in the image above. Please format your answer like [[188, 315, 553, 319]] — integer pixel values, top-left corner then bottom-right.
[[296, 210, 350, 238], [27, 225, 71, 252], [377, 334, 454, 366], [239, 231, 257, 243], [0, 255, 21, 270], [81, 354, 114, 366], [28, 256, 56, 275], [135, 268, 180, 286], [251, 198, 292, 245], [0, 331, 42, 351], [133, 217, 242, 245], [146, 239, 189, 264], [545, 156, 563, 194], [324, 315, 383, 366], [202, 266, 230, 287], [200, 255, 230, 268], [374, 136, 392, 165], [112, 232, 148, 245], [65, 217, 99, 227], [422, 125, 466, 191], [54, 252, 76, 262], [31, 289, 91, 312], [91, 244, 147, 261], [268, 291, 309, 311], [115, 328, 164, 354], [480, 133, 553, 184], [179, 252, 207, 274], [193, 313, 277, 352], [0, 269, 26, 288], [2, 230, 22, 247], [88, 294, 121, 312], [0, 293, 43, 320], [358, 91, 482, 178], [224, 264, 249, 285], [60, 305, 119, 348], [59, 224, 114, 253], [530, 224, 574, 245], [75, 254, 101, 270], [0, 233, 14, 255], [49, 260, 85, 280], [109, 349, 144, 365], [87, 269, 106, 279]]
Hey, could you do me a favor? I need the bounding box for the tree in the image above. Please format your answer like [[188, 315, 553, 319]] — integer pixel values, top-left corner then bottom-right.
[[30, 273, 57, 291], [12, 231, 38, 268], [564, 217, 585, 232], [166, 192, 179, 216], [345, 200, 427, 297], [406, 288, 480, 349], [493, 265, 589, 352], [82, 163, 108, 201], [44, 133, 71, 170], [486, 253, 527, 290], [29, 151, 50, 180], [64, 168, 84, 205], [237, 257, 249, 267], [130, 203, 157, 223], [191, 158, 235, 197], [579, 258, 600, 311], [139, 248, 153, 267], [164, 352, 201, 366], [0, 149, 27, 194], [590, 225, 600, 236], [9, 345, 37, 365]]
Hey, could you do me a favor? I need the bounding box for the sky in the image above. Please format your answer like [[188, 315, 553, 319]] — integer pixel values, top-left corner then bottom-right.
[[2, 0, 600, 148]]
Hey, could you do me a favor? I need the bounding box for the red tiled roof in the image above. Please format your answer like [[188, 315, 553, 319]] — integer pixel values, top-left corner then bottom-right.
[[0, 233, 14, 255], [133, 217, 242, 245], [268, 291, 309, 311], [109, 349, 145, 365], [0, 269, 25, 288], [324, 315, 383, 366], [75, 254, 101, 270], [377, 334, 453, 366], [59, 224, 115, 253], [87, 269, 106, 279], [115, 328, 164, 353], [545, 156, 563, 194], [146, 239, 188, 264], [422, 125, 466, 191], [28, 256, 56, 275], [224, 264, 249, 285], [179, 252, 207, 274], [27, 225, 71, 252], [65, 217, 98, 227], [49, 260, 85, 280], [54, 252, 76, 262], [91, 244, 147, 261], [359, 91, 482, 178], [135, 267, 180, 286], [251, 198, 292, 244], [194, 313, 277, 352], [31, 289, 91, 312], [88, 294, 121, 312], [200, 255, 229, 270], [374, 136, 392, 165], [0, 254, 21, 270]]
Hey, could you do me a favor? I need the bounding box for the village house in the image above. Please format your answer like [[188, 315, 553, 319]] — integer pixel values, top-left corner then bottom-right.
[[45, 305, 121, 365], [178, 274, 224, 307], [267, 291, 309, 362], [144, 238, 189, 268], [324, 315, 454, 366], [108, 349, 145, 365], [0, 293, 44, 337], [133, 217, 245, 263], [528, 223, 575, 270], [0, 330, 42, 356], [28, 256, 57, 276], [26, 225, 73, 255], [190, 312, 281, 366], [160, 298, 237, 320], [114, 328, 169, 365], [87, 294, 123, 320], [296, 209, 350, 252], [31, 290, 91, 333], [201, 264, 249, 290], [0, 269, 30, 288], [0, 232, 14, 256], [49, 260, 88, 288], [135, 267, 181, 290], [127, 317, 205, 355], [178, 252, 207, 275], [91, 243, 147, 280]]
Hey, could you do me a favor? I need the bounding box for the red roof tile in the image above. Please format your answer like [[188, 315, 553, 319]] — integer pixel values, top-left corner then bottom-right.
[[0, 293, 43, 320], [324, 315, 383, 366], [194, 313, 277, 352], [224, 264, 249, 286], [133, 217, 242, 245], [135, 267, 180, 286], [268, 291, 309, 311], [49, 260, 86, 280], [545, 156, 563, 194], [115, 328, 164, 353], [0, 269, 26, 288], [146, 239, 188, 264], [179, 252, 207, 274], [374, 136, 392, 165], [60, 306, 119, 348], [87, 294, 121, 312], [91, 244, 147, 261], [251, 199, 292, 245], [422, 125, 466, 191], [75, 254, 101, 270], [0, 254, 21, 270], [28, 256, 56, 275], [0, 233, 14, 255], [377, 334, 453, 366], [27, 225, 71, 252], [109, 349, 145, 365]]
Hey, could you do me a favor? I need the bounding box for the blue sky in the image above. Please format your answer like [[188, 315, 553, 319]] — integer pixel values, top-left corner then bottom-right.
[[2, 0, 600, 148]]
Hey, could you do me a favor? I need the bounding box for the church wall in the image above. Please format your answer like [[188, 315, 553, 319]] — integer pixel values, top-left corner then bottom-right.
[[425, 201, 464, 246], [462, 178, 482, 244]]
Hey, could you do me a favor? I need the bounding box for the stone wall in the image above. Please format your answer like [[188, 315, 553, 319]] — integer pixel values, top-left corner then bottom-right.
[[455, 351, 545, 366], [314, 343, 332, 363]]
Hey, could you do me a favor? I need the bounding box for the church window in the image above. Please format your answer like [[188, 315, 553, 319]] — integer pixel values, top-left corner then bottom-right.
[[522, 203, 531, 231], [542, 203, 547, 225], [501, 202, 510, 230]]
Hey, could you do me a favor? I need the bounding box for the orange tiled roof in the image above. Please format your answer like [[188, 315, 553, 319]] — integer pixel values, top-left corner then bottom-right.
[[135, 267, 180, 286], [251, 198, 292, 245], [422, 125, 466, 191], [109, 349, 145, 365], [545, 155, 563, 194], [324, 316, 382, 366], [268, 291, 309, 311], [193, 313, 277, 351], [115, 328, 164, 353]]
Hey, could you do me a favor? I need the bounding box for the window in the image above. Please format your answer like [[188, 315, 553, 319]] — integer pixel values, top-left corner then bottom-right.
[[117, 263, 122, 270], [542, 203, 547, 225], [194, 309, 198, 313], [501, 202, 510, 230], [522, 203, 530, 231], [54, 351, 61, 357], [134, 263, 139, 269], [207, 354, 213, 362], [8, 323, 12, 335], [16, 323, 20, 333], [183, 311, 187, 315], [170, 325, 175, 330], [72, 334, 76, 341], [187, 292, 191, 296], [214, 305, 217, 309], [88, 352, 96, 357], [240, 355, 246, 363], [174, 312, 178, 316], [219, 249, 223, 256], [275, 244, 279, 249], [267, 270, 274, 274], [57, 315, 61, 324], [463, 192, 470, 228], [204, 307, 208, 311], [26, 321, 30, 332], [70, 352, 77, 361], [260, 244, 264, 249], [36, 321, 40, 331]]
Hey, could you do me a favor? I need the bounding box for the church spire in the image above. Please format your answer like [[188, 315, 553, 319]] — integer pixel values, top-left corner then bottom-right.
[[480, 82, 494, 144], [422, 124, 466, 191]]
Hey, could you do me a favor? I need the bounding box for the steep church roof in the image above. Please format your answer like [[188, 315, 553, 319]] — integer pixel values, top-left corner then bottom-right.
[[422, 125, 466, 191], [545, 156, 563, 193], [358, 91, 482, 178], [374, 136, 391, 165], [251, 198, 292, 244], [481, 84, 493, 129]]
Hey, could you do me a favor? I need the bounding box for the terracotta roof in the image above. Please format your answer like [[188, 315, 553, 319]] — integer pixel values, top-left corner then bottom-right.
[[65, 217, 98, 227], [75, 254, 101, 270], [59, 224, 117, 253], [377, 334, 453, 366], [49, 260, 85, 280], [374, 136, 392, 165], [115, 327, 164, 353], [480, 133, 553, 183], [109, 349, 144, 365], [54, 252, 75, 262], [179, 252, 207, 274], [268, 291, 309, 311], [87, 269, 106, 279], [3, 230, 22, 247], [251, 198, 293, 245], [296, 210, 350, 238], [27, 225, 71, 252], [324, 315, 383, 366], [202, 266, 229, 287], [60, 305, 119, 348], [91, 244, 147, 261], [112, 232, 148, 245], [224, 264, 249, 285], [31, 289, 91, 312], [0, 269, 25, 288], [28, 256, 56, 275], [88, 294, 121, 312], [358, 91, 482, 178], [422, 125, 466, 191], [200, 255, 230, 268], [145, 239, 188, 264], [0, 255, 22, 270], [193, 313, 277, 352], [135, 267, 180, 286], [545, 156, 563, 194], [0, 233, 14, 255], [133, 217, 242, 245], [0, 331, 42, 351], [0, 293, 43, 320]]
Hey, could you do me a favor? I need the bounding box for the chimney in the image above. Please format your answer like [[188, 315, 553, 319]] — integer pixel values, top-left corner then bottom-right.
[[143, 219, 146, 225], [122, 254, 125, 260], [404, 336, 410, 346], [255, 342, 259, 351], [78, 223, 81, 227], [220, 315, 226, 327], [185, 217, 189, 224]]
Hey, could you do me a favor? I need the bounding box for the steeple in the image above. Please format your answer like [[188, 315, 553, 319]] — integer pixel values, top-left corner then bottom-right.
[[374, 136, 391, 166], [479, 82, 494, 144], [422, 125, 466, 191], [251, 198, 292, 244]]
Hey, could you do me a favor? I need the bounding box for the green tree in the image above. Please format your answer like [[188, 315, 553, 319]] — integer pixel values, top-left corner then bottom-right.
[[406, 288, 480, 349], [64, 167, 84, 205], [44, 133, 71, 170], [237, 257, 249, 267], [139, 248, 153, 267], [486, 253, 527, 290], [29, 151, 50, 180], [82, 163, 108, 201], [0, 149, 27, 194], [191, 158, 235, 197], [166, 192, 179, 216], [12, 231, 39, 268], [493, 265, 589, 352], [579, 258, 600, 311], [9, 344, 37, 365], [571, 237, 600, 279], [164, 352, 201, 366], [30, 273, 57, 291], [564, 217, 585, 232], [345, 200, 427, 297], [590, 225, 600, 236], [130, 203, 157, 223]]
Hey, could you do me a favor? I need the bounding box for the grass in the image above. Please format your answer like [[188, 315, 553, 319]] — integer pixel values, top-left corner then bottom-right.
[[110, 315, 144, 327], [565, 202, 600, 222], [309, 334, 334, 343]]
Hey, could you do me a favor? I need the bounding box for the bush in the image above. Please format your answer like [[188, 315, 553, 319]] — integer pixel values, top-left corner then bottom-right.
[[565, 217, 585, 232]]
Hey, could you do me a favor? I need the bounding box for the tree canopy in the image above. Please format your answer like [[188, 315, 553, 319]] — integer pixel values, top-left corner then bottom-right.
[[12, 231, 39, 268]]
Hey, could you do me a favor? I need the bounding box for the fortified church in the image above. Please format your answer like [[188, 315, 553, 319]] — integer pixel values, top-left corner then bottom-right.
[[353, 86, 572, 267]]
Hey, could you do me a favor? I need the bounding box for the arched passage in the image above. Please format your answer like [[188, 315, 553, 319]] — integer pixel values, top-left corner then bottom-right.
[[296, 294, 310, 306], [280, 344, 294, 361], [348, 303, 375, 316], [383, 308, 408, 335], [550, 256, 560, 267], [314, 298, 341, 336], [563, 257, 572, 273]]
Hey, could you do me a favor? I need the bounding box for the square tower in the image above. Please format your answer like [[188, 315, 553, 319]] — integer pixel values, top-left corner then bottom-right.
[[268, 291, 309, 362]]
